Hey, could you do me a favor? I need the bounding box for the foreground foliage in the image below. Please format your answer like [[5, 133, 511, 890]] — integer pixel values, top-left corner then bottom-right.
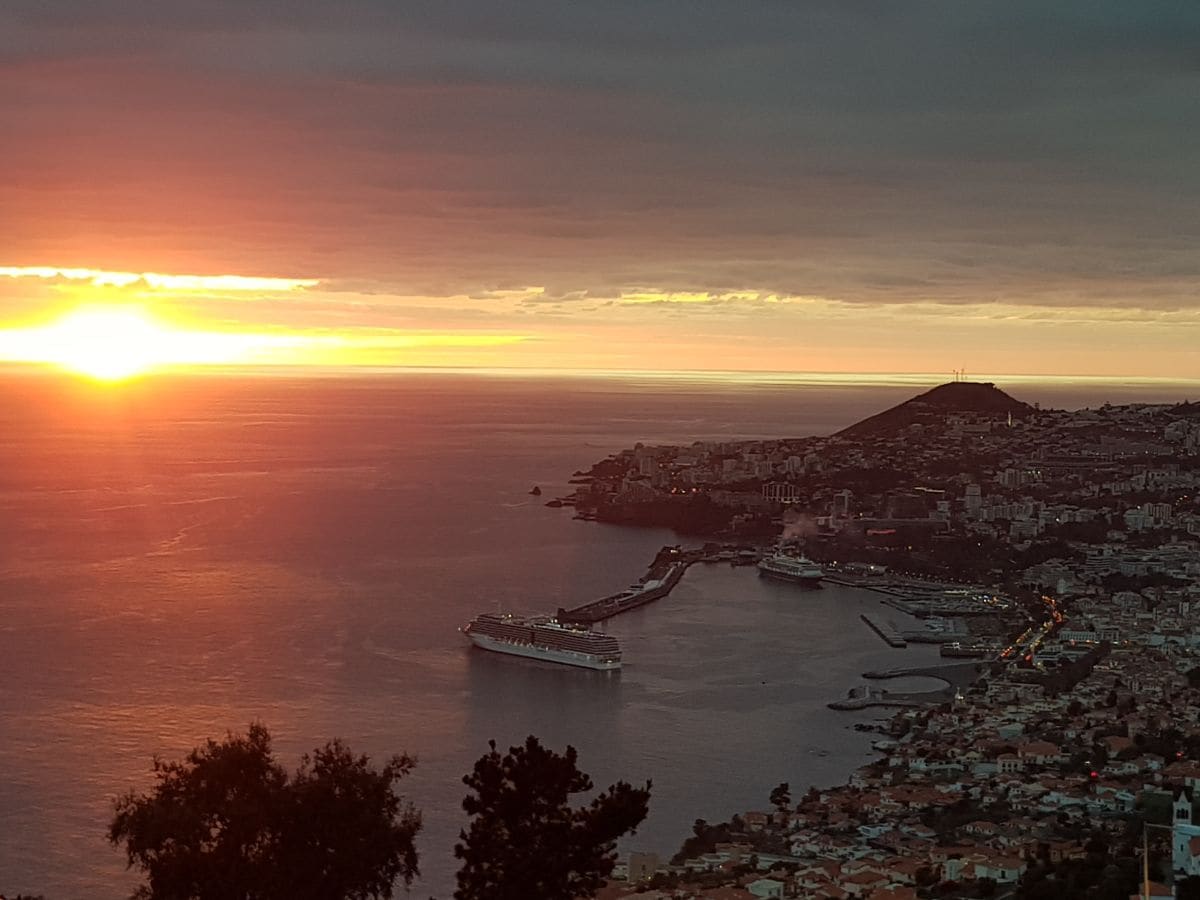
[[109, 723, 420, 900], [454, 736, 651, 900]]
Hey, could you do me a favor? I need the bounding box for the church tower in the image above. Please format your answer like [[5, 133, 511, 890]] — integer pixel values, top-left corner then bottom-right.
[[1173, 788, 1200, 877]]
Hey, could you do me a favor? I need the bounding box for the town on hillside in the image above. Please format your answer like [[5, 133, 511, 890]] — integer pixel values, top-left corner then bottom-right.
[[570, 383, 1200, 900]]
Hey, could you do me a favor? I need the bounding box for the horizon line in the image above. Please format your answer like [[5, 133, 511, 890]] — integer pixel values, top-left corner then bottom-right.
[[2, 360, 1200, 389]]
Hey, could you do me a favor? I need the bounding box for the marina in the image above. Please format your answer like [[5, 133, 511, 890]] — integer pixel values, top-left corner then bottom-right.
[[896, 616, 970, 644]]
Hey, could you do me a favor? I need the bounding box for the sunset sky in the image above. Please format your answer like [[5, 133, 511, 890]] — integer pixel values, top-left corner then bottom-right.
[[3, 2, 1199, 377]]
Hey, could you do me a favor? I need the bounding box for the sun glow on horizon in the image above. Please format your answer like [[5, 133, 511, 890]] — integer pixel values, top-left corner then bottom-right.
[[36, 307, 169, 379], [0, 301, 535, 379], [0, 306, 342, 380]]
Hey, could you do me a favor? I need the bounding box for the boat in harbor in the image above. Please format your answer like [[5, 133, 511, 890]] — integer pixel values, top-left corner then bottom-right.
[[757, 550, 824, 585], [939, 641, 995, 659], [461, 613, 621, 670]]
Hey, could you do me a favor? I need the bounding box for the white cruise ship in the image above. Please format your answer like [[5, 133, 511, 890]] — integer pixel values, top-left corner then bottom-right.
[[462, 613, 621, 670], [757, 551, 824, 586]]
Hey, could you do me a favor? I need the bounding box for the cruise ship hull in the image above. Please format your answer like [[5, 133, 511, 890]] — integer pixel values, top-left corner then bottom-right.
[[757, 564, 824, 586], [465, 633, 621, 671]]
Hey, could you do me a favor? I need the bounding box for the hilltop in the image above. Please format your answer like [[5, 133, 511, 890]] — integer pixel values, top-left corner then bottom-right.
[[835, 381, 1034, 438]]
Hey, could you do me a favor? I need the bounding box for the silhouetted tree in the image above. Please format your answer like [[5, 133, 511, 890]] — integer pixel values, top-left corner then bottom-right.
[[454, 736, 650, 900], [672, 818, 734, 864], [109, 723, 420, 900], [769, 782, 791, 816]]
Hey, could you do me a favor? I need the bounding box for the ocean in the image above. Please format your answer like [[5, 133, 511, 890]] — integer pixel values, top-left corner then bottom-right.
[[1, 370, 1196, 898]]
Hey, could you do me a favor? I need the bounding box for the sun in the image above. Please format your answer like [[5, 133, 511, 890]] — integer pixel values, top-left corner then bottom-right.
[[0, 295, 530, 377], [16, 306, 176, 380], [0, 305, 271, 380], [37, 307, 169, 380]]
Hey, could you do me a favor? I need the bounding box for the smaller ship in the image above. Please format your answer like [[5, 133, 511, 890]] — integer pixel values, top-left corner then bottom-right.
[[940, 642, 996, 659], [462, 613, 621, 670], [757, 550, 824, 585], [731, 549, 760, 566], [529, 485, 542, 495]]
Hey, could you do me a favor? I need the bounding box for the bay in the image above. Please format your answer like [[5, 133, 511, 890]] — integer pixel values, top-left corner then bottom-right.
[[0, 371, 1195, 898]]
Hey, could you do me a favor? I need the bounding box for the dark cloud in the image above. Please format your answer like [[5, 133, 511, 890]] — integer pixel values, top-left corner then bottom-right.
[[3, 2, 1199, 312]]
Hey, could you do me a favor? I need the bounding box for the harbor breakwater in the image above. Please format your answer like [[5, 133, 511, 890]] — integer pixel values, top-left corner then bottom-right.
[[827, 661, 983, 711], [558, 546, 700, 625]]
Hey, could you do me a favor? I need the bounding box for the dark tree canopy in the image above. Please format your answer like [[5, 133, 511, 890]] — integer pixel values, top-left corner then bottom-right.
[[769, 782, 791, 814], [454, 735, 651, 900], [109, 723, 420, 900]]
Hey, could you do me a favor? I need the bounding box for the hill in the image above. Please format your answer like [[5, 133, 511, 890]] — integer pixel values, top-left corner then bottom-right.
[[836, 381, 1033, 438], [1170, 400, 1200, 419]]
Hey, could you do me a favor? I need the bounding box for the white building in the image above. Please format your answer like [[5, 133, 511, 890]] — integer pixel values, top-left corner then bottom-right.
[[1172, 790, 1200, 877]]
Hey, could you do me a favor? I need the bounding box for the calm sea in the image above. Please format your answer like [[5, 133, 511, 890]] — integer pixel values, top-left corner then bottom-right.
[[0, 371, 1196, 898]]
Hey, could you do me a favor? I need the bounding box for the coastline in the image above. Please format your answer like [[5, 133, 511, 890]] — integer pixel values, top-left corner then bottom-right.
[[571, 383, 1198, 898]]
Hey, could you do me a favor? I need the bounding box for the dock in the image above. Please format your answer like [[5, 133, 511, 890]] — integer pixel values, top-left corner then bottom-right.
[[861, 661, 985, 686], [896, 617, 970, 644], [860, 614, 907, 648], [827, 683, 949, 710], [879, 596, 999, 618], [558, 547, 699, 625]]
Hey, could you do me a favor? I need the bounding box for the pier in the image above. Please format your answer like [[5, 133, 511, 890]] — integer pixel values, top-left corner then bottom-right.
[[860, 614, 907, 648], [861, 661, 985, 686], [558, 546, 701, 625], [823, 574, 944, 598]]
